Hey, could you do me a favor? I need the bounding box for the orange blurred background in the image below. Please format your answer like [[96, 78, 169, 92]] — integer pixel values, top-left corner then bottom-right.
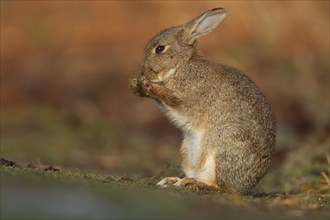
[[1, 1, 329, 179]]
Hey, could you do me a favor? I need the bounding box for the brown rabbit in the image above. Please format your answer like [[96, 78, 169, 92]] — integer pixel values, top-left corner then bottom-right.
[[129, 8, 276, 194]]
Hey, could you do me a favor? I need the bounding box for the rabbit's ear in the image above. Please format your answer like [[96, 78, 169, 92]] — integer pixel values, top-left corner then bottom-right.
[[181, 8, 228, 45]]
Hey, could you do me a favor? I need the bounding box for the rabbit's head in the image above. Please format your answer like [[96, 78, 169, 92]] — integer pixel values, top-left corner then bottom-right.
[[140, 8, 228, 83]]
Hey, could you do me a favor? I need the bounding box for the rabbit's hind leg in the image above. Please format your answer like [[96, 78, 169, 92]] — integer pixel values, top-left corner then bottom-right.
[[173, 177, 219, 191]]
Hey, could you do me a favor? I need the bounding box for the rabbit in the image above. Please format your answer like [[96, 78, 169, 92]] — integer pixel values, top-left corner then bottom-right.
[[129, 8, 276, 194]]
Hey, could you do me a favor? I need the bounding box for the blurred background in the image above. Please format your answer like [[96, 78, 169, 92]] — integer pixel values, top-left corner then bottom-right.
[[1, 1, 329, 190]]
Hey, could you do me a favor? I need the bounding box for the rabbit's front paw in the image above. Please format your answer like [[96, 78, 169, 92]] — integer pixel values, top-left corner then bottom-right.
[[138, 76, 154, 97], [129, 78, 144, 97]]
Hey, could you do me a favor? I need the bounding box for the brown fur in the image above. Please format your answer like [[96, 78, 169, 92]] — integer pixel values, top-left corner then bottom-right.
[[129, 8, 276, 194]]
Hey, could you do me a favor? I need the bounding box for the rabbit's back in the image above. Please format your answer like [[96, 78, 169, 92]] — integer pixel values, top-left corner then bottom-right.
[[167, 59, 275, 130]]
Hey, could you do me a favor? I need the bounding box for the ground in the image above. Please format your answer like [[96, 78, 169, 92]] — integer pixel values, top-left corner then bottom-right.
[[1, 158, 329, 220]]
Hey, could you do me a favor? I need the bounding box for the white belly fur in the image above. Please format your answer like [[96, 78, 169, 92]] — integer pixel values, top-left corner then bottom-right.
[[162, 105, 216, 185], [195, 152, 216, 185], [184, 129, 204, 169]]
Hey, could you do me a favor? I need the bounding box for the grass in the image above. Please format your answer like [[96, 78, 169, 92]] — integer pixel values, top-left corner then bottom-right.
[[1, 161, 329, 220], [1, 108, 329, 219]]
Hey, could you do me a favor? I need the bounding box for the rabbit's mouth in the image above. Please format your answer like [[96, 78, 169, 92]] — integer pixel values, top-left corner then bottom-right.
[[153, 68, 177, 83], [151, 67, 177, 83], [140, 64, 178, 83]]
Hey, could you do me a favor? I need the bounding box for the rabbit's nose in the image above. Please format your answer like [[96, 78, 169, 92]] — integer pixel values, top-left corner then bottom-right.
[[139, 64, 147, 73], [142, 64, 148, 70], [139, 66, 146, 74]]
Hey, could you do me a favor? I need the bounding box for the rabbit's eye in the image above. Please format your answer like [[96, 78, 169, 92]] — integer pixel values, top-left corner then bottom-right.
[[155, 45, 165, 54]]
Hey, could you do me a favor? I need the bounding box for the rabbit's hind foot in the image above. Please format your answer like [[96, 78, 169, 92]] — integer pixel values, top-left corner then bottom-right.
[[174, 177, 219, 192], [156, 176, 181, 188]]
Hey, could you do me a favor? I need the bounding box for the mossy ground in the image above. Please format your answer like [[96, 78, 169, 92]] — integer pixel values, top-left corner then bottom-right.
[[1, 108, 330, 219], [1, 162, 329, 220]]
